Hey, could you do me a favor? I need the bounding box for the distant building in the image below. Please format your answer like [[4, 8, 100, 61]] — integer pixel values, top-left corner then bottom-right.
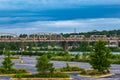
[[110, 34, 118, 37], [70, 34, 85, 38], [90, 35, 107, 38]]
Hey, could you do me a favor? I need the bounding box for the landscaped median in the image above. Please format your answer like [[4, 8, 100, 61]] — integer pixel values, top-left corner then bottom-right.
[[0, 68, 31, 77], [11, 78, 71, 80], [79, 70, 115, 78], [55, 63, 85, 73], [11, 73, 72, 80], [10, 55, 72, 80], [76, 40, 115, 78], [79, 73, 114, 78]]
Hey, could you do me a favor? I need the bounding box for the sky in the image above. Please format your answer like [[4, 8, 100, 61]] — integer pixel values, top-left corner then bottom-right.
[[0, 0, 120, 34]]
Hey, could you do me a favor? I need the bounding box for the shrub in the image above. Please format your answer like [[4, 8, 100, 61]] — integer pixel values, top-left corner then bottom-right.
[[10, 56, 19, 59], [80, 70, 109, 75], [75, 53, 80, 61], [60, 66, 84, 72], [58, 63, 84, 72], [0, 68, 28, 74], [13, 73, 70, 78]]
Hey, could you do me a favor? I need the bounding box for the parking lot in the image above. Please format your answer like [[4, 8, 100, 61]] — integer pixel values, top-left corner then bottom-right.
[[0, 56, 120, 80]]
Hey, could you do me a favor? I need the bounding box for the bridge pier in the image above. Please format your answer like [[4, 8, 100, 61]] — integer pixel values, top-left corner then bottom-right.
[[62, 42, 68, 52], [108, 40, 119, 47]]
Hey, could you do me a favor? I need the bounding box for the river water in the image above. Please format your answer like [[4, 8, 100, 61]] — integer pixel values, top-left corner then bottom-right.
[[36, 51, 120, 54], [69, 51, 120, 54]]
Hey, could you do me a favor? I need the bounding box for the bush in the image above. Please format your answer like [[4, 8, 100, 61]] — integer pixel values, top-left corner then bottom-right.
[[60, 66, 84, 72], [13, 73, 70, 78], [57, 63, 84, 72], [55, 52, 69, 56], [80, 70, 106, 75], [110, 59, 120, 64], [0, 68, 28, 74], [10, 56, 19, 59]]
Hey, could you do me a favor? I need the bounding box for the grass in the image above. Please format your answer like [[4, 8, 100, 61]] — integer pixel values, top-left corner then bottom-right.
[[79, 70, 114, 78], [13, 73, 70, 78], [80, 70, 110, 76], [10, 56, 19, 59], [0, 68, 29, 74], [56, 66, 84, 72]]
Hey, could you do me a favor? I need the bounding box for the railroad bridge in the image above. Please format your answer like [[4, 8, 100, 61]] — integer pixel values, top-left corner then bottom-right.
[[0, 32, 119, 52]]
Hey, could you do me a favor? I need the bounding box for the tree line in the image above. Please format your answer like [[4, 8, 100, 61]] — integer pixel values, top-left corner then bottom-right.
[[63, 29, 120, 38]]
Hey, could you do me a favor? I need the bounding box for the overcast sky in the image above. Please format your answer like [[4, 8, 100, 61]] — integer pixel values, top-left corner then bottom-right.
[[0, 0, 120, 34]]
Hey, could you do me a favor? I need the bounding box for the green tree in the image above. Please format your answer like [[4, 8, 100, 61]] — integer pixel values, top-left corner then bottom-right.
[[1, 52, 14, 71], [75, 53, 80, 61], [36, 55, 54, 73], [79, 41, 89, 51], [82, 52, 88, 60], [89, 40, 111, 73]]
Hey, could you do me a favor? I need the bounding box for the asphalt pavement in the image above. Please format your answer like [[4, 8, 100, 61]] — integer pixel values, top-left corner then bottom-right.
[[0, 56, 120, 80]]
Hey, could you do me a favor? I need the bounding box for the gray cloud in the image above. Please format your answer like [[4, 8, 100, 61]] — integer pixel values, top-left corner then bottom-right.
[[0, 18, 119, 34]]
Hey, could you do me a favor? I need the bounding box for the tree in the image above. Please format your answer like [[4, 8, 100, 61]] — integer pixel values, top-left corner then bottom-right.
[[75, 53, 80, 61], [1, 51, 14, 71], [89, 40, 111, 73], [82, 52, 88, 60], [36, 55, 54, 73], [79, 41, 90, 51]]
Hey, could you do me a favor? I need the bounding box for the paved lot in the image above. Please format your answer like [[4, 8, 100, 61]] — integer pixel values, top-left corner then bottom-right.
[[0, 56, 120, 80]]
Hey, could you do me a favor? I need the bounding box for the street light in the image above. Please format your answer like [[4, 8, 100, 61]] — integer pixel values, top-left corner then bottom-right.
[[19, 48, 24, 64], [3, 48, 5, 57]]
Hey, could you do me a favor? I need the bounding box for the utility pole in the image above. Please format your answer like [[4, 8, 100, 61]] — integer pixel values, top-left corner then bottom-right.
[[74, 28, 76, 34]]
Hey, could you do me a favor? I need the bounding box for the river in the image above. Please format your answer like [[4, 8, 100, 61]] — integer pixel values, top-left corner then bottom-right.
[[32, 51, 120, 54]]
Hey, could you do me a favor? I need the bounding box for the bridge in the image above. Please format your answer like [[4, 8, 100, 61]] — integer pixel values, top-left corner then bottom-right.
[[0, 32, 120, 51]]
